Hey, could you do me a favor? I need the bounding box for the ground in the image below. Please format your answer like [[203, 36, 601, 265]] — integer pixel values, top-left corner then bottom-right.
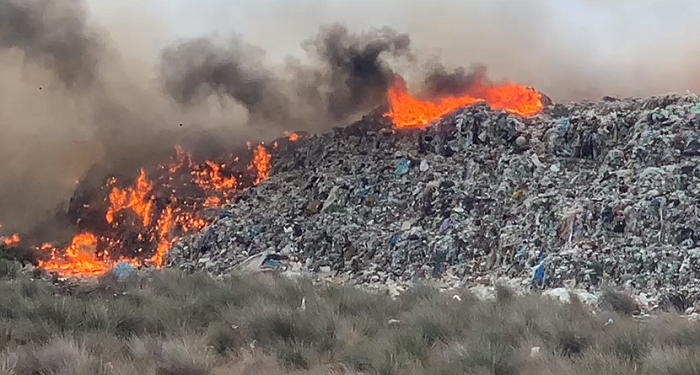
[[0, 266, 699, 375]]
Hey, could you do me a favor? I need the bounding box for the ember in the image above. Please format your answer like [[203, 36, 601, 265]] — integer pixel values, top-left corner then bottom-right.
[[2, 233, 20, 246], [284, 131, 299, 141], [385, 76, 543, 128]]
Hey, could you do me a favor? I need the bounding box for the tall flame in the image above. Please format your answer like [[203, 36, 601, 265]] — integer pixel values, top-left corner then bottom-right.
[[250, 145, 271, 184], [385, 76, 544, 128], [106, 169, 154, 226], [148, 205, 173, 267]]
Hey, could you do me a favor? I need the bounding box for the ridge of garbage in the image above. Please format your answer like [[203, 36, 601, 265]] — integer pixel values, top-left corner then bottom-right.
[[167, 94, 700, 312]]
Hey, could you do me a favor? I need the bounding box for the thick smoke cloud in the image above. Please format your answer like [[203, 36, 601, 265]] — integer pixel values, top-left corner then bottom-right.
[[160, 23, 413, 127], [0, 0, 102, 88], [161, 37, 274, 110], [302, 24, 411, 120]]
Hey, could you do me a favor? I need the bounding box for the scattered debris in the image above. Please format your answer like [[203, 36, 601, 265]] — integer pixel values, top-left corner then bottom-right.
[[231, 250, 289, 275]]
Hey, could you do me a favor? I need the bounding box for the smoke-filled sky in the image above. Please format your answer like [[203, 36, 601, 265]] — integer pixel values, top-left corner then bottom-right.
[[87, 0, 700, 100]]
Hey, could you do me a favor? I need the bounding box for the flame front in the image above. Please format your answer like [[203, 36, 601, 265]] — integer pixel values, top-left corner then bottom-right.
[[385, 76, 544, 128], [13, 142, 275, 278], [38, 233, 110, 277], [148, 205, 173, 267]]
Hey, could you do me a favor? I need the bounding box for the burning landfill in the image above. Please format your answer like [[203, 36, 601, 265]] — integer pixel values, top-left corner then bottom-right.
[[0, 68, 545, 278], [6, 72, 700, 311], [4, 1, 700, 313]]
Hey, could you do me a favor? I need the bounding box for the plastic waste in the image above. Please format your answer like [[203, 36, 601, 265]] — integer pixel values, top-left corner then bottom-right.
[[691, 103, 700, 114], [419, 160, 429, 172], [395, 159, 410, 175], [389, 233, 399, 246], [533, 254, 546, 286], [556, 119, 570, 135], [263, 258, 281, 268], [113, 262, 133, 280], [440, 218, 451, 232]]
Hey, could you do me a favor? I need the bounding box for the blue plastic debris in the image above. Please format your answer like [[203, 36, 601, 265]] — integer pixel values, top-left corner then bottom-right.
[[533, 254, 545, 285], [685, 133, 700, 156], [440, 218, 451, 233], [113, 262, 133, 280], [556, 119, 570, 135], [604, 317, 614, 327], [357, 188, 370, 199], [395, 159, 410, 175], [691, 103, 700, 114], [389, 233, 399, 246], [219, 211, 232, 219], [515, 246, 528, 258], [248, 225, 262, 236], [263, 259, 282, 268], [356, 188, 370, 203]]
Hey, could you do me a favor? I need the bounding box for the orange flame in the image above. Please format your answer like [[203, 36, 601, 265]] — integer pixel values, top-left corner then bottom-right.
[[106, 169, 154, 226], [284, 131, 299, 141], [34, 142, 271, 278], [249, 145, 271, 184], [203, 196, 221, 207], [38, 233, 109, 277], [2, 234, 20, 246], [385, 76, 543, 128], [193, 161, 237, 191], [148, 206, 173, 267]]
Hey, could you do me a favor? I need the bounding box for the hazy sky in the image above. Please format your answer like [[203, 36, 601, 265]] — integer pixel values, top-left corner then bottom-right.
[[85, 0, 686, 62], [84, 0, 700, 100], [88, 0, 601, 58]]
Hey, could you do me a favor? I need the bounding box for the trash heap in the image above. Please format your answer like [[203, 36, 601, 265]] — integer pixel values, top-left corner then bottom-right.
[[167, 95, 700, 308]]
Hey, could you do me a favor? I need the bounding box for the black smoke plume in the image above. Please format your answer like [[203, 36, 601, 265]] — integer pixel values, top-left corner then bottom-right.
[[301, 24, 412, 120], [421, 64, 488, 97], [160, 23, 413, 128]]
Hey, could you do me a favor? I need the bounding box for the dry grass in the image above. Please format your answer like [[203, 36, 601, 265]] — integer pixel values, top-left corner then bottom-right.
[[0, 267, 698, 375]]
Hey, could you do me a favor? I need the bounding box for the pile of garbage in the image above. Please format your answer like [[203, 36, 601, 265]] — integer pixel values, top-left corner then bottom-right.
[[167, 94, 700, 310]]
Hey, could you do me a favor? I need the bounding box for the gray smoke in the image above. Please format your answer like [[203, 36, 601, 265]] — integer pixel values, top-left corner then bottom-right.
[[160, 36, 294, 126], [0, 0, 102, 88]]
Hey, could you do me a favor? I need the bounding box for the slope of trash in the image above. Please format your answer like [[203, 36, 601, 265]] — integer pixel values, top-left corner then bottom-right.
[[167, 95, 700, 311]]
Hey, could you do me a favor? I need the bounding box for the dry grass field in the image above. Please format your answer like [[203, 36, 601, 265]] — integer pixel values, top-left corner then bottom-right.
[[0, 259, 698, 375]]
